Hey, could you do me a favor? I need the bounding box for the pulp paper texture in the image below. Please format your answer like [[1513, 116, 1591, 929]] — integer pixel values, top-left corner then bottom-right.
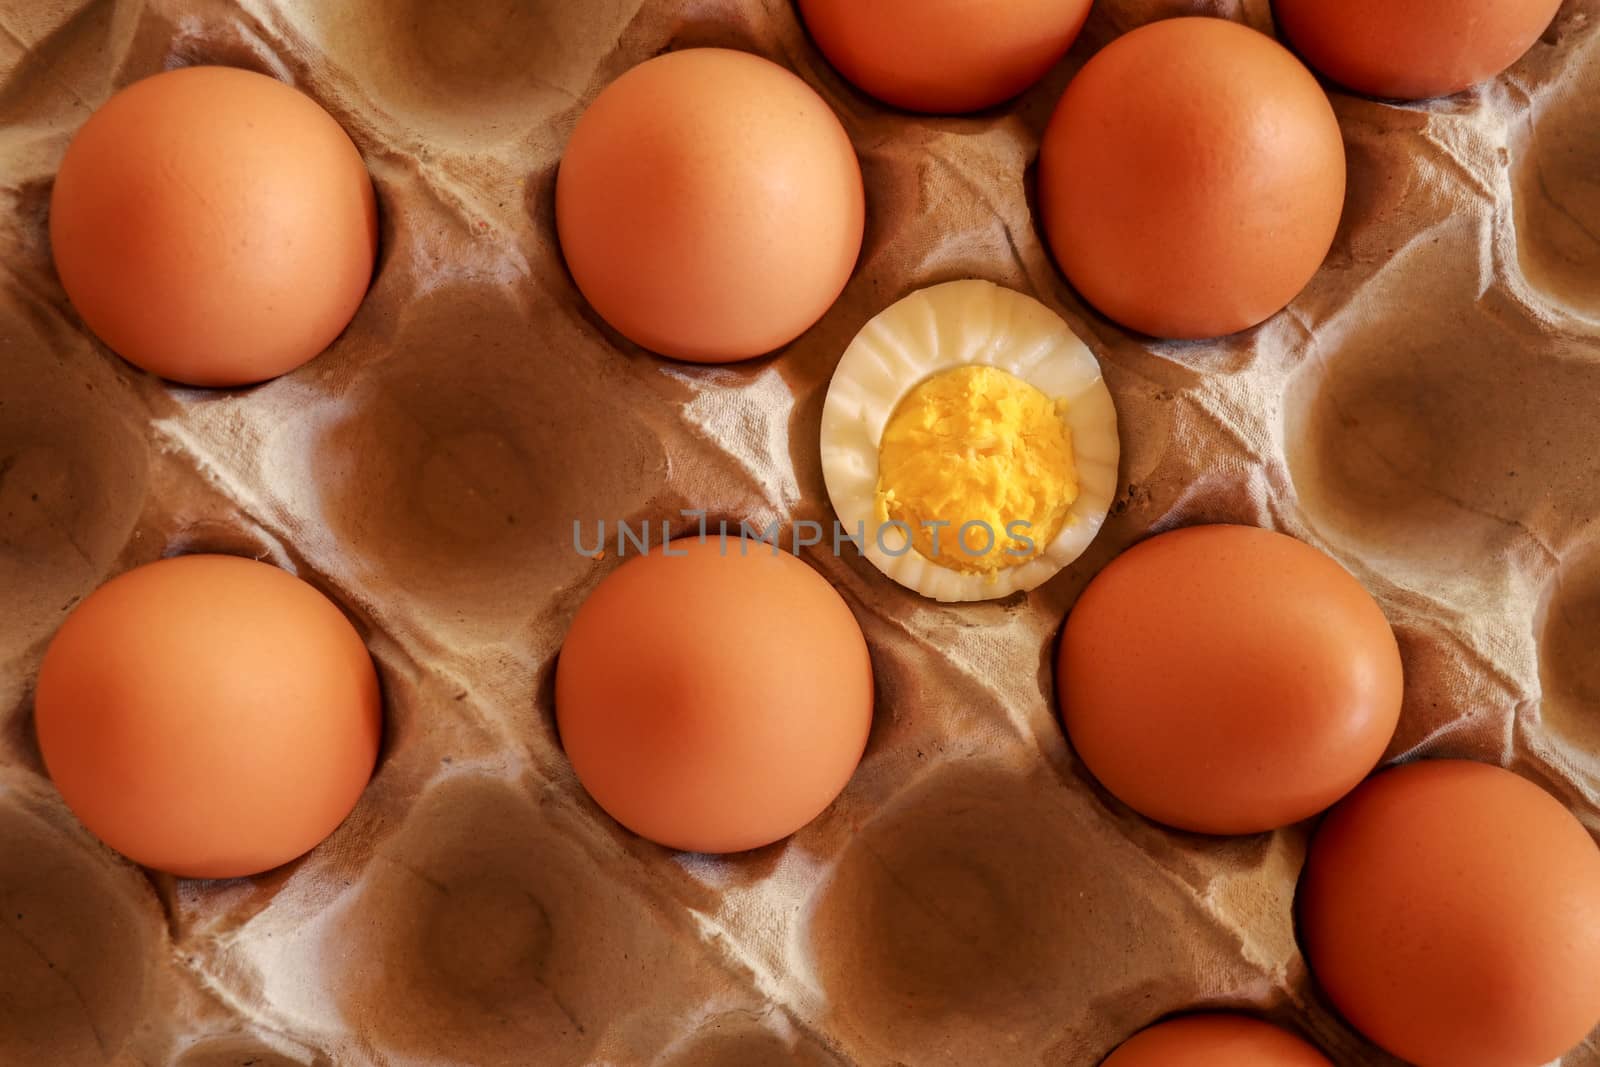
[[0, 1, 1597, 1064]]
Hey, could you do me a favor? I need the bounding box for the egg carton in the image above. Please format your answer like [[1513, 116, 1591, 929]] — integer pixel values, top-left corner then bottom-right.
[[1, 0, 1597, 1065]]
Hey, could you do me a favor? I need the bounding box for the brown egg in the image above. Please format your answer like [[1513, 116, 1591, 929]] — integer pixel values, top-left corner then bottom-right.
[[49, 66, 377, 387], [1038, 17, 1346, 340], [1103, 1015, 1333, 1066], [798, 0, 1093, 113], [34, 555, 382, 879], [555, 48, 864, 363], [1274, 0, 1564, 100], [555, 537, 873, 853], [1058, 525, 1402, 835], [1300, 760, 1600, 1067]]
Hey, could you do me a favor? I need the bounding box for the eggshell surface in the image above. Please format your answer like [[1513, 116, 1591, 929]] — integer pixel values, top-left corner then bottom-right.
[[1274, 0, 1565, 100], [1058, 525, 1402, 835], [555, 48, 864, 363], [1103, 1014, 1333, 1066], [48, 66, 377, 387], [34, 555, 383, 879], [1300, 760, 1600, 1067], [555, 537, 873, 853], [798, 0, 1093, 113], [1038, 17, 1346, 340]]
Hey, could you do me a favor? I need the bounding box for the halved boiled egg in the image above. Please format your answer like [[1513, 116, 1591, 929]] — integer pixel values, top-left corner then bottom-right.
[[820, 279, 1119, 602]]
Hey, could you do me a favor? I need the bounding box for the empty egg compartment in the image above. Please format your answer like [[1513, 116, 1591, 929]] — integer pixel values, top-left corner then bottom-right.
[[191, 273, 671, 651], [1504, 2, 1600, 326], [791, 757, 1327, 1066], [0, 302, 154, 684], [225, 771, 787, 1066], [278, 0, 640, 153], [1283, 215, 1600, 579], [0, 766, 355, 1067], [1531, 530, 1600, 787], [0, 785, 161, 1066]]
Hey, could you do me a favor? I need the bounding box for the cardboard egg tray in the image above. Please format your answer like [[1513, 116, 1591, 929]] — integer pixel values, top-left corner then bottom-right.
[[1, 0, 1597, 1064]]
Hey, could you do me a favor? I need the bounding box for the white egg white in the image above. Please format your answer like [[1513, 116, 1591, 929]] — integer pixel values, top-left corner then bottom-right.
[[819, 279, 1120, 603]]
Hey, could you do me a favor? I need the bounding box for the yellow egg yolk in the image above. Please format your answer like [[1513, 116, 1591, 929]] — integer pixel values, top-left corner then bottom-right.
[[874, 364, 1078, 574]]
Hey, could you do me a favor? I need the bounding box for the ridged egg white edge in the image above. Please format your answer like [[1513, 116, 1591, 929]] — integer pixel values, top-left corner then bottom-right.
[[819, 279, 1120, 603]]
